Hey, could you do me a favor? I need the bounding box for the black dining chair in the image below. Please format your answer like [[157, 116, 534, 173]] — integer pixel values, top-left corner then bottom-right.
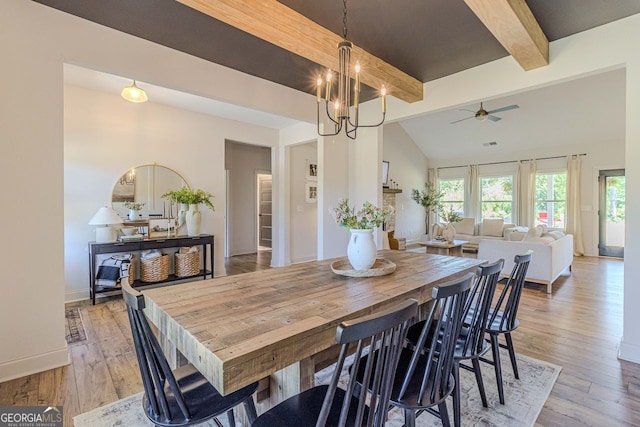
[[383, 272, 476, 427], [251, 298, 419, 427], [404, 259, 504, 427], [122, 281, 258, 427], [481, 250, 532, 405]]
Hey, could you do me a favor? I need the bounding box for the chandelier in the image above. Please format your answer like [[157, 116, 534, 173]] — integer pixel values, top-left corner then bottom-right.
[[120, 169, 135, 185], [316, 0, 386, 140]]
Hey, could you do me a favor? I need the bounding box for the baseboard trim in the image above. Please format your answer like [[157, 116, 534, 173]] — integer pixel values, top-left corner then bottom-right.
[[291, 255, 317, 264], [618, 337, 640, 363], [0, 347, 70, 383], [66, 289, 89, 303]]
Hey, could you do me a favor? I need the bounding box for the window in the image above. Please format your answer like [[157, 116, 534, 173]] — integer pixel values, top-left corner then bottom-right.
[[535, 172, 566, 228], [439, 178, 464, 219], [480, 176, 513, 222]]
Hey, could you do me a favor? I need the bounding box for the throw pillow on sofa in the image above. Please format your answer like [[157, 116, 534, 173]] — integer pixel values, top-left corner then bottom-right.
[[453, 217, 475, 235], [482, 218, 504, 237], [543, 230, 566, 240]]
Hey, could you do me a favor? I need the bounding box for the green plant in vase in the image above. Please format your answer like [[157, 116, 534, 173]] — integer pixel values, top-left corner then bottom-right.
[[440, 206, 461, 225], [162, 188, 214, 236], [161, 187, 215, 210], [440, 206, 461, 243], [123, 201, 145, 220], [410, 182, 444, 235]]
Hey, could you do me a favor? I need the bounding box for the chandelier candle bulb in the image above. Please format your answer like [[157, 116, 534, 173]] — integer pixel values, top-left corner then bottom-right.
[[325, 71, 332, 100], [316, 76, 323, 102]]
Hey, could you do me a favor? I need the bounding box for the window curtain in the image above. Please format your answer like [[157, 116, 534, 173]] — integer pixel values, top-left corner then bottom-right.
[[465, 165, 479, 220], [427, 168, 438, 231], [517, 159, 536, 227], [566, 156, 585, 256]]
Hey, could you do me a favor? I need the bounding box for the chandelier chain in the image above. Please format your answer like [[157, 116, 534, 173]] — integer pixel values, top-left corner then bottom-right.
[[342, 0, 348, 39]]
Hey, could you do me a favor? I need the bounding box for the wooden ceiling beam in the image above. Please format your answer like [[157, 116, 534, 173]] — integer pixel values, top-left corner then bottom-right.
[[464, 0, 549, 70], [177, 0, 423, 103]]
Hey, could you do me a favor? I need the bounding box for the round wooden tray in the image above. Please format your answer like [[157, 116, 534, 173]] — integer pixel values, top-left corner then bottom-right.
[[331, 258, 396, 277]]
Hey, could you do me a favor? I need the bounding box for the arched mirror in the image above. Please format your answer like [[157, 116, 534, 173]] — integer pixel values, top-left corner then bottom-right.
[[112, 164, 189, 222]]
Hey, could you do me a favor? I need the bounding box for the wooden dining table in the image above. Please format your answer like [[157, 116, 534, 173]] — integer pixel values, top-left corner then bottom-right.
[[141, 250, 483, 409]]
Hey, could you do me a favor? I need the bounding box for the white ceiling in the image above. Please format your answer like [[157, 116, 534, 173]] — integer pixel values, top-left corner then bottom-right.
[[65, 64, 625, 160], [63, 64, 302, 130], [399, 68, 626, 161]]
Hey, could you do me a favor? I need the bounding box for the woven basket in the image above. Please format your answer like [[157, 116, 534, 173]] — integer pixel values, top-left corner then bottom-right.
[[140, 255, 169, 283], [175, 251, 200, 277], [126, 258, 136, 285]]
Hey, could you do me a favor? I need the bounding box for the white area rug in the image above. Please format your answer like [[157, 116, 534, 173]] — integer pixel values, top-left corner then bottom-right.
[[74, 348, 560, 427]]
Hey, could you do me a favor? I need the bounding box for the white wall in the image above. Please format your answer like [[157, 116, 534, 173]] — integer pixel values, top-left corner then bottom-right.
[[225, 141, 273, 256], [289, 142, 318, 262], [382, 123, 429, 241], [65, 85, 279, 300], [317, 129, 350, 260], [0, 2, 69, 381]]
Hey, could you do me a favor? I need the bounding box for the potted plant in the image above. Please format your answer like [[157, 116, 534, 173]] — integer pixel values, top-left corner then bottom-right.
[[410, 183, 444, 235], [330, 198, 393, 270], [440, 206, 461, 243], [161, 187, 215, 210], [162, 188, 214, 236], [123, 201, 145, 221], [440, 206, 461, 224]]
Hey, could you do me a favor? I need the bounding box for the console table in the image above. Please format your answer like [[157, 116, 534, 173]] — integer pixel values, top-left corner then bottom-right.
[[88, 234, 214, 305]]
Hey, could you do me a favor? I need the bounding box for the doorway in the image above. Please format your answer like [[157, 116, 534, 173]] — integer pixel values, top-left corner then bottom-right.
[[257, 173, 272, 250], [598, 169, 625, 258], [224, 141, 272, 257]]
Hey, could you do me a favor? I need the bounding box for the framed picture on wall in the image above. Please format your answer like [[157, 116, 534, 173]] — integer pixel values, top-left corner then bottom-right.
[[305, 182, 317, 203], [305, 160, 318, 181], [148, 218, 170, 238]]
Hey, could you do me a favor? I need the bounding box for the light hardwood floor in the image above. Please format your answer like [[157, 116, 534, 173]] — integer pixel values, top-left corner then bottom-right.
[[1, 253, 639, 426]]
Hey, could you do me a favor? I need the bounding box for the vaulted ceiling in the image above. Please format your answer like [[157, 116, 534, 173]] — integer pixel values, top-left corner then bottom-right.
[[35, 0, 639, 159]]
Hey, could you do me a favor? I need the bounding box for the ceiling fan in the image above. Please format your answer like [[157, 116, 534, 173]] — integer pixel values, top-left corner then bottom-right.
[[450, 102, 519, 124]]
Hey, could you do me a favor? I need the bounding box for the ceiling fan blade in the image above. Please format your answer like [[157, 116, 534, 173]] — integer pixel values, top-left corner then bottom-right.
[[459, 109, 476, 113], [450, 116, 473, 124], [487, 104, 519, 114], [487, 115, 501, 122]]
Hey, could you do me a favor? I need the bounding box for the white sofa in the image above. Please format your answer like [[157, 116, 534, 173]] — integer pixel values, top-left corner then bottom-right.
[[449, 218, 521, 251], [477, 233, 574, 294]]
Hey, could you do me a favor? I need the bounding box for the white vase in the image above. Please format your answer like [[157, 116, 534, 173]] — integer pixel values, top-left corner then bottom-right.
[[347, 229, 377, 270], [443, 223, 456, 243], [128, 209, 136, 221], [185, 204, 202, 236], [177, 203, 189, 230]]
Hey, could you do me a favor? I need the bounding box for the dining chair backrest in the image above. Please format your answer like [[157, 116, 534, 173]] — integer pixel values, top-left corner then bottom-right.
[[397, 272, 475, 406], [122, 281, 192, 423], [460, 259, 504, 357], [488, 251, 533, 331], [317, 299, 418, 427]]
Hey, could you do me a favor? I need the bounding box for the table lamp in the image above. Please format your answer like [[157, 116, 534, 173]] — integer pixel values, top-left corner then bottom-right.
[[89, 206, 124, 242]]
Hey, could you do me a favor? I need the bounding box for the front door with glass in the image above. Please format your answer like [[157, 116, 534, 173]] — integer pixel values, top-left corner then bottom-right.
[[599, 169, 625, 258]]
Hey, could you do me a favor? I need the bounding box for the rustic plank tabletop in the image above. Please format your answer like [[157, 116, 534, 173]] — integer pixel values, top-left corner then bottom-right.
[[142, 250, 483, 399]]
